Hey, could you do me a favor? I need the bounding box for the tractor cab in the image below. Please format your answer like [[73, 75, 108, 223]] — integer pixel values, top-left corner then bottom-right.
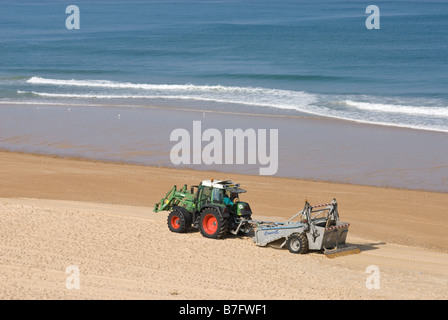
[[197, 180, 251, 217]]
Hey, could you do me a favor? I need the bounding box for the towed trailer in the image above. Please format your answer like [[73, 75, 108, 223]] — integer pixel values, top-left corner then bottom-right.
[[250, 199, 360, 258]]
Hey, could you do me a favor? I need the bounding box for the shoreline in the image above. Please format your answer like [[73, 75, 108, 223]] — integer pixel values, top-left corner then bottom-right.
[[2, 99, 448, 134], [1, 102, 448, 193], [1, 149, 447, 253]]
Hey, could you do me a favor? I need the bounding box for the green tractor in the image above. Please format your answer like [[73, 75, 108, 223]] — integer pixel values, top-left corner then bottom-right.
[[154, 179, 253, 239]]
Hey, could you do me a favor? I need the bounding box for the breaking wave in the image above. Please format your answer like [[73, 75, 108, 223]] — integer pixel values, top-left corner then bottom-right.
[[17, 76, 448, 133]]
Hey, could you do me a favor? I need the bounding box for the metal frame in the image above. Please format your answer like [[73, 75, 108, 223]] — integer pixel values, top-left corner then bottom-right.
[[250, 199, 354, 254]]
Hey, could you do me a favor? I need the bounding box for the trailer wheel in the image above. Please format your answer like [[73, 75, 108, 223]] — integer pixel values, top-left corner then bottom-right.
[[167, 210, 188, 233], [286, 233, 309, 254], [199, 208, 228, 239]]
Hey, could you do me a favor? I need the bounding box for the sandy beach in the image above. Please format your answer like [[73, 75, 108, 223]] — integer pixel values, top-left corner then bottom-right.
[[2, 0, 448, 303], [1, 150, 447, 300]]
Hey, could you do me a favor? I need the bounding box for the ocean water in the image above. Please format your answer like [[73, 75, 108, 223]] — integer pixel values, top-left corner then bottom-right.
[[1, 0, 447, 131], [1, 0, 448, 191]]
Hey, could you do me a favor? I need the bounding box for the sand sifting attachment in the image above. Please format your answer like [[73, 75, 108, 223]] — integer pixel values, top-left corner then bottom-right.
[[324, 246, 361, 259]]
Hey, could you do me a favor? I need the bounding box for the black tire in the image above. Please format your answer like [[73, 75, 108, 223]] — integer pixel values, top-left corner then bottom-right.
[[199, 208, 228, 239], [286, 233, 309, 254], [175, 206, 192, 227], [167, 210, 188, 233]]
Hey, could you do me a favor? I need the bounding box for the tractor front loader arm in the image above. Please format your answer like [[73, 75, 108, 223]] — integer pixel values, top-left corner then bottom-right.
[[153, 184, 195, 213]]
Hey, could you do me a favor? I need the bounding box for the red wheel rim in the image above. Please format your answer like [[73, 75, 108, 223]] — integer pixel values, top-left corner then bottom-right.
[[171, 216, 180, 229], [202, 214, 218, 235]]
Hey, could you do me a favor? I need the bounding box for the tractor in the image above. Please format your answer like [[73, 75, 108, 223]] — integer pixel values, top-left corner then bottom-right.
[[153, 179, 253, 239]]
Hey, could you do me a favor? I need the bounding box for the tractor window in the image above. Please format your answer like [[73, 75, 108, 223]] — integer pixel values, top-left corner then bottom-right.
[[212, 189, 224, 204], [200, 186, 212, 202]]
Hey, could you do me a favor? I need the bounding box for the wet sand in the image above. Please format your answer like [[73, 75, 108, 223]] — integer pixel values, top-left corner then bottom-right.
[[1, 102, 448, 192]]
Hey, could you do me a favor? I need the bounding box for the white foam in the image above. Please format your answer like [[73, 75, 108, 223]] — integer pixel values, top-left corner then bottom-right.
[[310, 105, 448, 133], [345, 100, 448, 118], [25, 76, 318, 112], [23, 77, 448, 133], [29, 90, 315, 111], [27, 76, 287, 94]]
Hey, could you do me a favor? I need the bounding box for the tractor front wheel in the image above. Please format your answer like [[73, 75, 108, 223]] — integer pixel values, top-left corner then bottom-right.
[[167, 210, 189, 233], [199, 208, 228, 239], [286, 233, 309, 254]]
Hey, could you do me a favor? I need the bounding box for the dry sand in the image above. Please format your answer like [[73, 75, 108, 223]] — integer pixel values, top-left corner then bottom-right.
[[0, 151, 447, 299]]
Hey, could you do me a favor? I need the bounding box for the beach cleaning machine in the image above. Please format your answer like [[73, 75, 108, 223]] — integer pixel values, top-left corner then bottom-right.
[[154, 180, 359, 258], [250, 199, 360, 258]]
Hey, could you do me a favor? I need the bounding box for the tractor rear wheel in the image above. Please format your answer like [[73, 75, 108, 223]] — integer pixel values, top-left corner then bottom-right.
[[167, 209, 189, 233], [199, 208, 228, 239], [286, 233, 309, 254]]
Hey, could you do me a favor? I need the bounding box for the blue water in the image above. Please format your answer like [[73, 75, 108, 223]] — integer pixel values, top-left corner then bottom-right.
[[1, 0, 448, 192], [1, 0, 448, 132]]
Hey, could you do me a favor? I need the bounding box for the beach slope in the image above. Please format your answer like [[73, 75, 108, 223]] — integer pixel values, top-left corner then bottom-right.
[[0, 151, 447, 299]]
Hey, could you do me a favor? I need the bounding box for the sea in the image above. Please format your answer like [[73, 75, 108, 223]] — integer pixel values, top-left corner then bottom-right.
[[1, 0, 447, 191]]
